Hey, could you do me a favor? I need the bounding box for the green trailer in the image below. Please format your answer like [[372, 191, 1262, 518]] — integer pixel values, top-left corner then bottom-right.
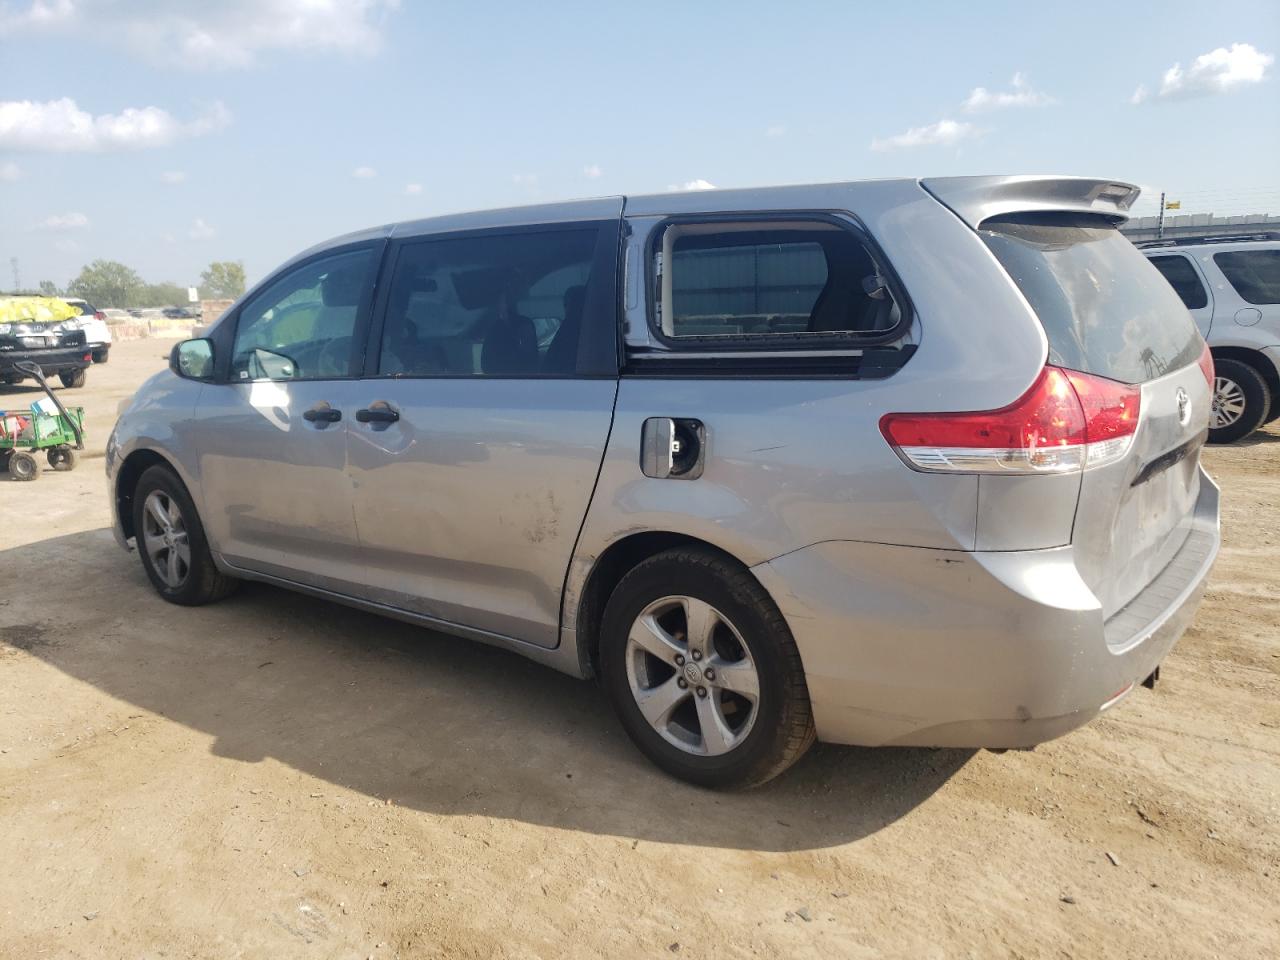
[[0, 360, 85, 481]]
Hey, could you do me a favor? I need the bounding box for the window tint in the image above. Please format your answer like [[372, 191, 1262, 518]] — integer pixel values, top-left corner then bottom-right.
[[659, 223, 900, 341], [1214, 250, 1280, 305], [981, 215, 1201, 384], [1148, 255, 1208, 310], [231, 248, 373, 381], [378, 228, 598, 377]]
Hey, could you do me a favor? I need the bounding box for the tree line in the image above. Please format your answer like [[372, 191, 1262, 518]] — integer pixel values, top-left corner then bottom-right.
[[16, 260, 247, 309]]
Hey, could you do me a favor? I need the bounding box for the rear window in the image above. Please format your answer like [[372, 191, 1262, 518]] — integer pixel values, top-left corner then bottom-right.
[[1213, 250, 1280, 305], [1148, 255, 1208, 310], [980, 215, 1201, 384]]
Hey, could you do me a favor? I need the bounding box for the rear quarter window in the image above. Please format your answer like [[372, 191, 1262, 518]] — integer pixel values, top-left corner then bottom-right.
[[980, 215, 1202, 384], [1147, 255, 1208, 310], [1213, 249, 1280, 305]]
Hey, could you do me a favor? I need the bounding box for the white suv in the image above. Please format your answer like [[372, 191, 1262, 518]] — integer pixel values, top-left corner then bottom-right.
[[1140, 234, 1280, 443], [63, 297, 113, 364]]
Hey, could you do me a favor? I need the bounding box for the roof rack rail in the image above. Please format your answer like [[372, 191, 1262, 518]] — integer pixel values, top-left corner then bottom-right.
[[1133, 232, 1280, 249]]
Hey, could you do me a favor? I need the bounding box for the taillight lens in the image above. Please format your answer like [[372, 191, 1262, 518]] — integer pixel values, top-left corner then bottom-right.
[[880, 366, 1141, 474], [1197, 341, 1214, 388]]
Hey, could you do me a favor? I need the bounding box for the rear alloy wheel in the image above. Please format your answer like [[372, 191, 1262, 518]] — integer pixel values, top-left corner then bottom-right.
[[1208, 358, 1271, 444], [132, 465, 238, 605], [8, 450, 39, 481], [59, 368, 87, 389], [601, 547, 815, 788]]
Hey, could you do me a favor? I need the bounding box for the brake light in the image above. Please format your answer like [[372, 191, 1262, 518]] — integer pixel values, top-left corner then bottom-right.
[[1197, 341, 1214, 388], [880, 366, 1141, 474]]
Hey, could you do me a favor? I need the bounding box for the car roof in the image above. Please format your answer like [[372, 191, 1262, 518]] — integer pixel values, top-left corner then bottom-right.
[[1135, 233, 1280, 251]]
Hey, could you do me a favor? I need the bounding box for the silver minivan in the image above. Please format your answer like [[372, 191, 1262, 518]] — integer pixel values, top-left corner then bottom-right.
[[108, 176, 1221, 786]]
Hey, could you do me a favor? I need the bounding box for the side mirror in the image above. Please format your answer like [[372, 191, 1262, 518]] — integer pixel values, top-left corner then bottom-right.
[[170, 338, 215, 381]]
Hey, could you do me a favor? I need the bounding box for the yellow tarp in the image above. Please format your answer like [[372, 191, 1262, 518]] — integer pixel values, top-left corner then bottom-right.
[[0, 296, 81, 325]]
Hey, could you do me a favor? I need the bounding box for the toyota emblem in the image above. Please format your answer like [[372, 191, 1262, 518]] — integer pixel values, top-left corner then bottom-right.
[[1176, 387, 1191, 426]]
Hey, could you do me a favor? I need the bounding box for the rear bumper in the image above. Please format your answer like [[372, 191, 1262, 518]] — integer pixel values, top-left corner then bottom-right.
[[752, 469, 1220, 748], [0, 346, 93, 377]]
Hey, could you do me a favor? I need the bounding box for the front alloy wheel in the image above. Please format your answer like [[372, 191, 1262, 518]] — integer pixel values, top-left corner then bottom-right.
[[626, 596, 761, 757], [141, 490, 191, 589]]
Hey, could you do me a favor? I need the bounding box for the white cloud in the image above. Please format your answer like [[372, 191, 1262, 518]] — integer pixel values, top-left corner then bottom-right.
[[352, 165, 377, 179], [0, 0, 74, 33], [765, 124, 786, 138], [1132, 42, 1273, 103], [404, 182, 422, 194], [583, 164, 602, 178], [37, 211, 89, 231], [0, 97, 230, 152], [962, 72, 1054, 112], [161, 170, 187, 184], [668, 179, 717, 191], [189, 217, 215, 239], [0, 160, 20, 181], [1, 1, 400, 70], [870, 119, 976, 152]]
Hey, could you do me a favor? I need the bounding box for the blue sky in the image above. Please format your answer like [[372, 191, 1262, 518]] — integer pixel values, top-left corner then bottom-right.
[[2, 0, 1277, 291]]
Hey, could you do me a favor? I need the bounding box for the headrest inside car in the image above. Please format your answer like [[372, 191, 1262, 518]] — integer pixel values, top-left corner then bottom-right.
[[320, 268, 364, 307]]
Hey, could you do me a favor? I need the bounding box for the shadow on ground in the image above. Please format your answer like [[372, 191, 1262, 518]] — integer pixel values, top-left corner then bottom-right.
[[2, 527, 972, 852]]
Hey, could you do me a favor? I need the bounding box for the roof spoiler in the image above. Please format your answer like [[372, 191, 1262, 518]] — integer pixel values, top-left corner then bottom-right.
[[920, 176, 1141, 230]]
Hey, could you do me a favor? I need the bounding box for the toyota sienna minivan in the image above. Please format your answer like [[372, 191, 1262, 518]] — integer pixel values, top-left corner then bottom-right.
[[107, 176, 1221, 787]]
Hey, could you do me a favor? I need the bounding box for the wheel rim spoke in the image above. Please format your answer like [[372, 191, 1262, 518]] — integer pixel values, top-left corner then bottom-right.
[[681, 597, 718, 660], [165, 547, 181, 586], [711, 658, 759, 700], [695, 692, 735, 756], [146, 494, 171, 533], [629, 614, 683, 666], [634, 675, 688, 729], [142, 532, 167, 562]]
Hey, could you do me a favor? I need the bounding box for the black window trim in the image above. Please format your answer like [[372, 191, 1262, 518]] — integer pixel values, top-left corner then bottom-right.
[[643, 211, 913, 355], [214, 238, 387, 385], [361, 218, 622, 380], [1147, 252, 1209, 311]]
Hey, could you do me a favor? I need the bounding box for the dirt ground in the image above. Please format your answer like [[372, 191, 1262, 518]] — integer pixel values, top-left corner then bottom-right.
[[1, 338, 1277, 959]]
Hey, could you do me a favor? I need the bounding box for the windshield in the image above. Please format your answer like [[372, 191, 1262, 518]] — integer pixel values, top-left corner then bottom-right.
[[981, 215, 1202, 384]]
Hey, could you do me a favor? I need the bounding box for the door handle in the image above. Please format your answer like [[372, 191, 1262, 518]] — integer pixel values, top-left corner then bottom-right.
[[355, 403, 400, 424], [302, 403, 342, 423]]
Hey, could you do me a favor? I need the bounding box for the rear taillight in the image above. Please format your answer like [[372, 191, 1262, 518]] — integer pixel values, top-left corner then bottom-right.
[[1197, 341, 1214, 388], [880, 366, 1141, 474], [94, 310, 105, 321]]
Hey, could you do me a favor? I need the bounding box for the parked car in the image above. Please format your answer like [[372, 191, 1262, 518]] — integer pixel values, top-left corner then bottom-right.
[[63, 297, 113, 363], [162, 306, 197, 320], [0, 301, 92, 389], [1138, 233, 1280, 443], [107, 176, 1220, 786]]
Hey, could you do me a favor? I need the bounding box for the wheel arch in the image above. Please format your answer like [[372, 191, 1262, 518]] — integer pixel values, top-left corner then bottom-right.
[[569, 531, 775, 680], [1210, 345, 1280, 410]]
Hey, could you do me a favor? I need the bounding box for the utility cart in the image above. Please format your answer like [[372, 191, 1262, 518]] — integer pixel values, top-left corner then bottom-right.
[[0, 360, 85, 481]]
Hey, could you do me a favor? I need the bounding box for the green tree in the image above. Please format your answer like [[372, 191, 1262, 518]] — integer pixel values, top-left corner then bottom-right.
[[67, 260, 144, 308], [138, 282, 191, 308], [200, 260, 246, 299], [38, 280, 59, 297]]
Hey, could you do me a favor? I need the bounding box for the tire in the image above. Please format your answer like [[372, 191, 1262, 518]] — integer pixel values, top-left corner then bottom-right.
[[1208, 358, 1271, 444], [59, 368, 87, 389], [131, 464, 238, 606], [93, 348, 109, 364], [47, 446, 77, 471], [599, 546, 815, 788], [8, 450, 39, 481], [2, 374, 23, 386]]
